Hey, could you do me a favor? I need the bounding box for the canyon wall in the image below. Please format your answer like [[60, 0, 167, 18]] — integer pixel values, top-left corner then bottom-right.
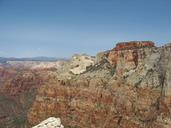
[[27, 41, 171, 128], [0, 65, 60, 128], [0, 41, 170, 128]]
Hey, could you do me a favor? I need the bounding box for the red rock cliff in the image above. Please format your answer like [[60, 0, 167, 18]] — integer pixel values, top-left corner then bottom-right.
[[27, 41, 171, 128], [107, 41, 155, 76], [27, 78, 170, 128], [114, 41, 154, 50]]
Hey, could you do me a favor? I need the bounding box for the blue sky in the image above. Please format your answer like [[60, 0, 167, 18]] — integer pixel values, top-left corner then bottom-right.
[[0, 0, 171, 58]]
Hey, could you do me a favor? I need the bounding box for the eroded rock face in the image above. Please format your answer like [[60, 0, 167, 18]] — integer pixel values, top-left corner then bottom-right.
[[28, 41, 171, 128], [95, 51, 110, 64], [69, 54, 95, 75], [32, 117, 64, 128], [114, 41, 154, 50], [108, 41, 171, 92], [0, 66, 17, 86], [27, 78, 171, 128], [55, 54, 96, 80], [108, 41, 155, 76], [1, 70, 50, 96], [0, 65, 59, 128], [1, 41, 171, 128]]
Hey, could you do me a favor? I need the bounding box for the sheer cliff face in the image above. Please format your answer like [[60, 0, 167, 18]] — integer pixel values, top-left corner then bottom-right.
[[0, 66, 59, 128], [27, 79, 170, 128], [108, 42, 171, 95], [108, 41, 155, 76], [28, 42, 171, 128], [1, 41, 170, 128]]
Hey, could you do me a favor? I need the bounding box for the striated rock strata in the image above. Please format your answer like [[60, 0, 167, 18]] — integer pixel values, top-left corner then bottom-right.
[[1, 41, 171, 128], [28, 41, 171, 128], [28, 78, 171, 128], [0, 66, 60, 128]]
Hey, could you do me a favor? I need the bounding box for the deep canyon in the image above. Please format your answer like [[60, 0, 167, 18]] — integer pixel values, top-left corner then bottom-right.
[[0, 41, 171, 128]]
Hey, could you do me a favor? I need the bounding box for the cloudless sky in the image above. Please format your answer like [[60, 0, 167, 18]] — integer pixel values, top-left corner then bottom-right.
[[0, 0, 171, 58]]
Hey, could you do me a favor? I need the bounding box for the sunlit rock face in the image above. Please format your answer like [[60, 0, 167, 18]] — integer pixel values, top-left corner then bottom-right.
[[0, 64, 60, 128], [27, 79, 171, 128], [32, 117, 64, 128], [69, 54, 95, 75], [114, 41, 154, 50], [108, 41, 155, 76], [1, 41, 171, 128], [28, 41, 171, 128], [107, 41, 171, 91]]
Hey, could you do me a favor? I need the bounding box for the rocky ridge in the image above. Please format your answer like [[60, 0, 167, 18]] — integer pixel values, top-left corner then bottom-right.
[[108, 41, 171, 96], [27, 41, 171, 128]]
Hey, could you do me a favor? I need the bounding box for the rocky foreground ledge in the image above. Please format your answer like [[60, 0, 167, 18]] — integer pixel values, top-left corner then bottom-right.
[[32, 117, 64, 128]]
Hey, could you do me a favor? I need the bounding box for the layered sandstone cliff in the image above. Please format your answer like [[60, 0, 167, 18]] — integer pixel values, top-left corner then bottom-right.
[[27, 41, 171, 128], [108, 41, 171, 97], [0, 41, 171, 128], [0, 65, 60, 128], [27, 78, 171, 128], [108, 41, 155, 75]]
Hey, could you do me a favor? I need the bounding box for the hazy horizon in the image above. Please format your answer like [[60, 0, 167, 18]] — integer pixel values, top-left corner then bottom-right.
[[0, 0, 171, 58]]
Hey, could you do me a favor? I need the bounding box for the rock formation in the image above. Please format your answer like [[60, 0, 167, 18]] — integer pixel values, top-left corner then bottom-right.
[[114, 41, 154, 50], [69, 54, 95, 75], [32, 117, 64, 128], [107, 41, 171, 92], [27, 41, 171, 128], [108, 41, 155, 76], [0, 64, 61, 128], [27, 79, 171, 128], [55, 54, 95, 79], [1, 41, 171, 128]]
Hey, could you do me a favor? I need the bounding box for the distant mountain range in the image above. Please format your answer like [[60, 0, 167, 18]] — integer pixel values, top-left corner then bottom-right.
[[0, 56, 67, 63]]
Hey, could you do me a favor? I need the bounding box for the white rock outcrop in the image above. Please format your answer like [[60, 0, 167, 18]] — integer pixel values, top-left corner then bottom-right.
[[32, 117, 64, 128], [69, 54, 95, 75]]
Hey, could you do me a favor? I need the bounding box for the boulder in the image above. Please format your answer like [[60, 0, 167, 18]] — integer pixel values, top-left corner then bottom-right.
[[32, 117, 64, 128]]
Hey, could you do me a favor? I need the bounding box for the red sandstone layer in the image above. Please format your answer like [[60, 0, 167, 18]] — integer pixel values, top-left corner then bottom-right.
[[114, 41, 155, 50]]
